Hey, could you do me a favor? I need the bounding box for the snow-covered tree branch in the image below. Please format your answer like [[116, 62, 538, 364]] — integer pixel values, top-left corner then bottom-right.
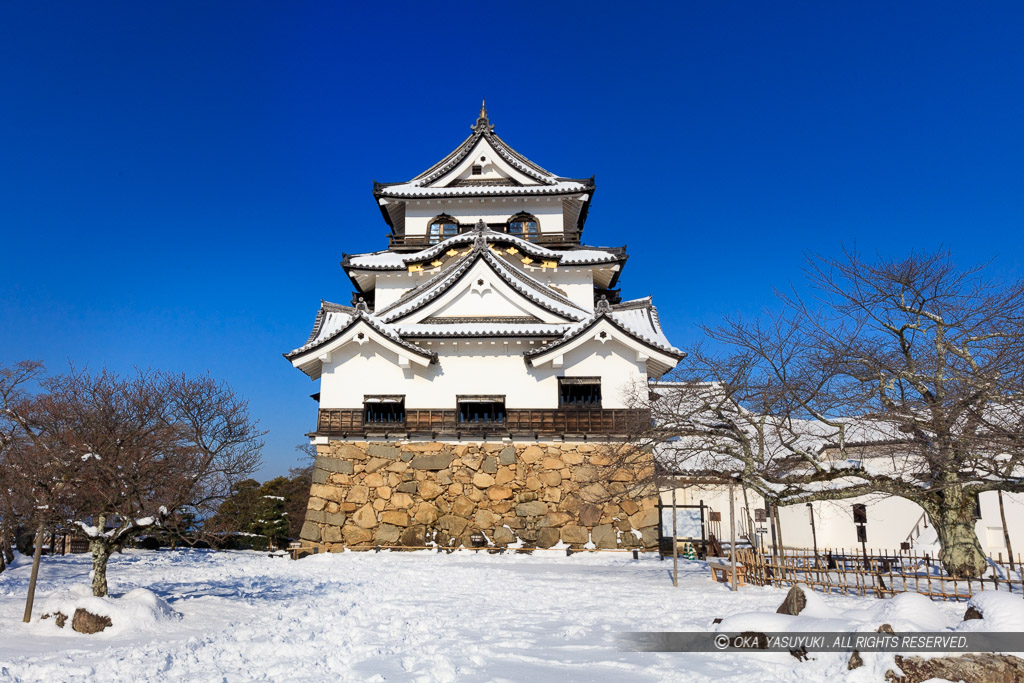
[[629, 249, 1024, 578]]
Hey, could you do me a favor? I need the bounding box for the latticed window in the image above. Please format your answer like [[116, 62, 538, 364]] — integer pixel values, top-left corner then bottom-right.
[[457, 396, 505, 423], [508, 213, 539, 240], [363, 396, 405, 425], [428, 215, 459, 244], [558, 377, 601, 408]]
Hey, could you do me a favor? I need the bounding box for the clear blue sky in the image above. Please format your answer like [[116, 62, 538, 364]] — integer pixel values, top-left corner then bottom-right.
[[2, 3, 1023, 478]]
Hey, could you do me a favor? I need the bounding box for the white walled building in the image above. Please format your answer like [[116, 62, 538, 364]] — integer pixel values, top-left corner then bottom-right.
[[285, 105, 681, 550], [287, 103, 682, 438], [663, 462, 1024, 561]]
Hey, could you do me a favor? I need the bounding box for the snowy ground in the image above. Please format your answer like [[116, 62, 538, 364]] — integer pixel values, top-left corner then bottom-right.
[[0, 548, 993, 682]]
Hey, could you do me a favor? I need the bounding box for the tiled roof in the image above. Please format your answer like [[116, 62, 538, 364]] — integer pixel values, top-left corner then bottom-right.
[[395, 322, 571, 338], [374, 242, 589, 324], [373, 179, 592, 199], [524, 298, 684, 361], [285, 306, 435, 362], [343, 227, 625, 271]]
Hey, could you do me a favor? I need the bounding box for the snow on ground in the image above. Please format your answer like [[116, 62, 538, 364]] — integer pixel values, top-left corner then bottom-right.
[[0, 549, 977, 682]]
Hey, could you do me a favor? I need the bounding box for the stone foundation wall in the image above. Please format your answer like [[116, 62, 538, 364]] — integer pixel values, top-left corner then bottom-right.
[[299, 441, 659, 550]]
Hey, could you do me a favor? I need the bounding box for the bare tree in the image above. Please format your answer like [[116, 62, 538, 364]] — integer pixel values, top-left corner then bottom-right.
[[0, 361, 78, 617], [3, 364, 264, 596], [634, 250, 1024, 578]]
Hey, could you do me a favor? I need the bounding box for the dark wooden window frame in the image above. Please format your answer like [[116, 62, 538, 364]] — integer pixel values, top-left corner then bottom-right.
[[558, 376, 602, 409], [457, 394, 506, 424], [507, 212, 540, 240], [363, 395, 405, 426], [428, 214, 460, 244]]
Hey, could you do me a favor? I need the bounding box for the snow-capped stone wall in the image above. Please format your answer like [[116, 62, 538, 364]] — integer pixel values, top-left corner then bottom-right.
[[299, 441, 660, 550]]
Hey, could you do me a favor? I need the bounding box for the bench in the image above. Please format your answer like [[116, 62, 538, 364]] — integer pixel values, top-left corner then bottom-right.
[[707, 557, 746, 586], [289, 546, 319, 560]]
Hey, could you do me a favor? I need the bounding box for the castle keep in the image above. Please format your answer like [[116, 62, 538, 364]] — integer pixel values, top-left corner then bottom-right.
[[286, 104, 683, 550]]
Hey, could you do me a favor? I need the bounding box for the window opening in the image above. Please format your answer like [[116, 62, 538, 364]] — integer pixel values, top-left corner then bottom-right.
[[428, 215, 458, 244], [457, 396, 505, 424], [363, 396, 405, 425], [508, 213, 539, 240], [558, 377, 602, 408]]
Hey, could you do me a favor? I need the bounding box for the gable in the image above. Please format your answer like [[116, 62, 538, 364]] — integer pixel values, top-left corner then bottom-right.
[[394, 258, 575, 325], [288, 317, 434, 379], [431, 137, 541, 188], [527, 317, 682, 378]]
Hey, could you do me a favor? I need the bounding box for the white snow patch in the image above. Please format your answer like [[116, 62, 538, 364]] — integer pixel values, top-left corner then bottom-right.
[[39, 586, 181, 634], [957, 591, 1024, 631]]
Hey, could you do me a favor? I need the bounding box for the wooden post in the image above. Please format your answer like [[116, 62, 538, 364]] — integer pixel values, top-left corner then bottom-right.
[[741, 485, 756, 550], [998, 490, 1015, 573], [767, 501, 777, 557], [22, 523, 44, 623], [807, 503, 820, 566], [729, 479, 738, 591], [773, 505, 785, 557], [671, 488, 679, 587]]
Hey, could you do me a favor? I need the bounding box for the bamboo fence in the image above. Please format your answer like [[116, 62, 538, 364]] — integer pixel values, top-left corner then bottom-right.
[[735, 547, 1024, 601]]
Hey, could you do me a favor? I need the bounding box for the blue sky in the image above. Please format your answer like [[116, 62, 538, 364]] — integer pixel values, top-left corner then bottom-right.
[[2, 3, 1023, 477]]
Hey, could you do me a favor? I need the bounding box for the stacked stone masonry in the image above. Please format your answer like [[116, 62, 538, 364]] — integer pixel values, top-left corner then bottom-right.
[[300, 441, 660, 550]]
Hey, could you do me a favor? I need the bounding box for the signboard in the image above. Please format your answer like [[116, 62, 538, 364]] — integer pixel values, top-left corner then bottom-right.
[[660, 507, 703, 540], [852, 503, 867, 524]]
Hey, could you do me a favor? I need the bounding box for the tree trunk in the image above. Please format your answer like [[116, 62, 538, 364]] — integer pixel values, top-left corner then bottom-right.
[[998, 490, 1015, 572], [90, 539, 112, 597], [2, 528, 14, 564], [23, 523, 44, 622], [928, 492, 987, 578]]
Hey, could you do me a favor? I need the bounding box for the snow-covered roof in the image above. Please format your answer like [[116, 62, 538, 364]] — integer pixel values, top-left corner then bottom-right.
[[285, 303, 435, 366], [525, 297, 684, 362], [343, 227, 625, 271], [372, 104, 595, 235], [374, 180, 592, 199], [302, 301, 354, 346], [609, 297, 674, 350], [395, 322, 571, 338], [375, 102, 590, 193], [374, 236, 590, 324]]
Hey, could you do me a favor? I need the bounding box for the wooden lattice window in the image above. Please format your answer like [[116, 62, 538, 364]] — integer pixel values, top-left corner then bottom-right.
[[363, 396, 405, 425], [559, 377, 601, 408], [507, 213, 539, 240], [428, 215, 459, 244], [457, 395, 505, 424]]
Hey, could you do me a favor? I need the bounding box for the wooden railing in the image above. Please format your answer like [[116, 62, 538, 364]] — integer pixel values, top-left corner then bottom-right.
[[387, 229, 581, 251], [316, 408, 650, 437]]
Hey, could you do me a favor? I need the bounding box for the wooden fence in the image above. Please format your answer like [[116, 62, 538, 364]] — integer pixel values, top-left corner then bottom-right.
[[734, 547, 1024, 601]]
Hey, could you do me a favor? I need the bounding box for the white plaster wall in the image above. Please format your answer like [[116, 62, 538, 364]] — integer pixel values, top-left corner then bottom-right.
[[318, 334, 647, 411], [663, 485, 1024, 559], [529, 267, 594, 313], [440, 138, 538, 186], [374, 276, 410, 311], [403, 197, 567, 236]]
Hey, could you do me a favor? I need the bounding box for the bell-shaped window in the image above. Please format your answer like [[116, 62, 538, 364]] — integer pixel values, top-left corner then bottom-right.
[[428, 215, 459, 244], [507, 213, 539, 241]]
